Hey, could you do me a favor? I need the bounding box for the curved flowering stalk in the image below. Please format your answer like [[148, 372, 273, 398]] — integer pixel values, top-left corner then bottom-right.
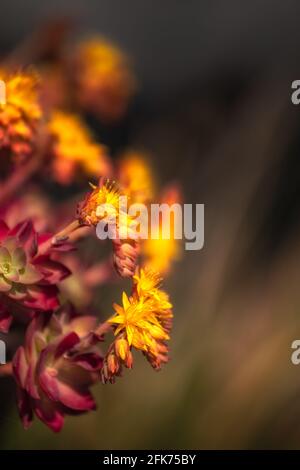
[[101, 267, 173, 383], [77, 179, 140, 277], [12, 305, 103, 432], [0, 219, 71, 332]]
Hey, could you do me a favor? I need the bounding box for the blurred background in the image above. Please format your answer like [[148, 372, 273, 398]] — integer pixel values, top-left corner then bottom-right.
[[2, 0, 300, 450]]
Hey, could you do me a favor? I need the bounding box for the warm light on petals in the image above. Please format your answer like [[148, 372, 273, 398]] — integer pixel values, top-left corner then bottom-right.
[[117, 151, 155, 204], [104, 268, 173, 380], [0, 69, 42, 160], [48, 110, 111, 184]]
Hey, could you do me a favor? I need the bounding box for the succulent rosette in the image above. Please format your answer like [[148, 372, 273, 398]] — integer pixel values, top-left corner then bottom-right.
[[12, 306, 103, 432], [0, 219, 71, 332]]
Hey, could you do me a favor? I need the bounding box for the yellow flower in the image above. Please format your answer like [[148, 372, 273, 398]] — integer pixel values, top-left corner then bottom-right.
[[117, 151, 155, 203], [78, 179, 140, 278], [72, 37, 136, 122], [143, 237, 180, 275], [48, 110, 110, 184], [110, 292, 169, 351], [76, 38, 127, 77], [133, 267, 161, 298], [107, 266, 173, 372], [133, 267, 173, 320], [115, 337, 130, 362], [0, 69, 42, 159], [2, 70, 41, 120], [78, 179, 121, 226], [102, 268, 173, 382], [142, 185, 182, 274]]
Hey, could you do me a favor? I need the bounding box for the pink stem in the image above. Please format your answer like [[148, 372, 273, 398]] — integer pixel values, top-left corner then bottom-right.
[[39, 219, 85, 254]]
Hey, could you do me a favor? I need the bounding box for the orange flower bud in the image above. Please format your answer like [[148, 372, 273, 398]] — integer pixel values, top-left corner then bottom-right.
[[107, 352, 120, 375], [115, 337, 129, 361], [125, 350, 133, 369]]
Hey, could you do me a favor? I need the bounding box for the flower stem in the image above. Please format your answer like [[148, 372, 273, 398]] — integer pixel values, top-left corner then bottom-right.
[[39, 219, 85, 254], [0, 362, 12, 377], [53, 219, 82, 244]]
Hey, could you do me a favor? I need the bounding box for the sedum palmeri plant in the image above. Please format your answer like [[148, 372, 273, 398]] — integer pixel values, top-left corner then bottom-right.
[[0, 25, 181, 432]]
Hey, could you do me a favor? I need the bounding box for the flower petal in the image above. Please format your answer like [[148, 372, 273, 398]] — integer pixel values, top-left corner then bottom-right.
[[122, 291, 130, 310], [69, 316, 97, 337], [16, 387, 33, 430], [19, 264, 43, 284], [25, 363, 40, 400], [40, 369, 96, 411], [5, 267, 19, 282], [33, 398, 64, 433], [9, 220, 37, 257], [56, 381, 96, 411], [0, 220, 9, 241], [0, 275, 12, 292], [113, 303, 124, 315], [72, 352, 103, 371], [32, 258, 71, 284], [0, 247, 11, 265], [24, 285, 59, 310], [126, 325, 134, 346], [12, 347, 29, 388], [12, 247, 26, 270], [54, 332, 80, 359], [0, 309, 12, 333], [9, 283, 27, 300]]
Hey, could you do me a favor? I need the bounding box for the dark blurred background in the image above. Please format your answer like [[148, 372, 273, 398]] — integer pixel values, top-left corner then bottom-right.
[[2, 0, 300, 449]]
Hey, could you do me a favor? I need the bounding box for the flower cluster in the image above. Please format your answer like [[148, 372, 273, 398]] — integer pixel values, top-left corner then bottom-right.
[[143, 185, 182, 274], [117, 151, 155, 204], [78, 179, 140, 277], [102, 268, 173, 383], [70, 37, 136, 122], [48, 110, 111, 184], [0, 24, 180, 433], [0, 70, 42, 162]]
